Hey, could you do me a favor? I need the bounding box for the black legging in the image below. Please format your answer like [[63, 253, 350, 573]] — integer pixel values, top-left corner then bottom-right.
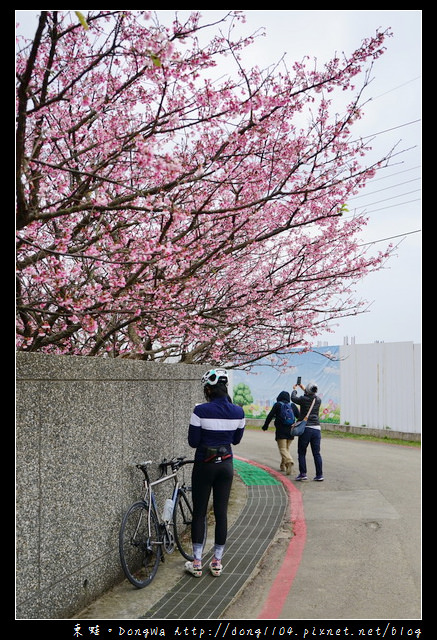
[[191, 459, 234, 546]]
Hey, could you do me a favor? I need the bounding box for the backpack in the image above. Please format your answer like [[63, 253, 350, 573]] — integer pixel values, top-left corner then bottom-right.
[[278, 401, 296, 426]]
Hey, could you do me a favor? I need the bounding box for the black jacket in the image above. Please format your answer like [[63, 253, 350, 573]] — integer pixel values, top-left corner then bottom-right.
[[291, 390, 321, 426], [262, 391, 298, 440]]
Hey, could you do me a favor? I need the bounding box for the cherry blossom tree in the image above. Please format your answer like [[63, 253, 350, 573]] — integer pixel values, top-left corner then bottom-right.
[[16, 10, 395, 365]]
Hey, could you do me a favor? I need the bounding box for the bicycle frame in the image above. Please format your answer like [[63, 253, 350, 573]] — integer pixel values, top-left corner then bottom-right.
[[119, 456, 194, 588], [139, 459, 187, 546], [147, 472, 180, 538]]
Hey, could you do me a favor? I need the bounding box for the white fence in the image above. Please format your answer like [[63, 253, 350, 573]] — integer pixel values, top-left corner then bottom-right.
[[340, 342, 421, 433]]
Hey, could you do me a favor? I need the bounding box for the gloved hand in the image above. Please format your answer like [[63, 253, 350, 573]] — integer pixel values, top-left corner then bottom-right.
[[262, 425, 268, 431]]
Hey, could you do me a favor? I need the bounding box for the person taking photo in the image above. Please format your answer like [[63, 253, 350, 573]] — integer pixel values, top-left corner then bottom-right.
[[291, 381, 324, 481]]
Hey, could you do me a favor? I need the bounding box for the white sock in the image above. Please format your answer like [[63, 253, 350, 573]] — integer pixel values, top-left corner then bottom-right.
[[193, 543, 203, 562], [214, 544, 225, 562]]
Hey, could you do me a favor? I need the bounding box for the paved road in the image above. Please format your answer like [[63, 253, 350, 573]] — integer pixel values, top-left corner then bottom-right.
[[226, 429, 422, 620], [76, 429, 421, 623]]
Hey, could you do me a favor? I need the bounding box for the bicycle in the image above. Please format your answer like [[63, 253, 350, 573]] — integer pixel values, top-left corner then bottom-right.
[[119, 456, 195, 588]]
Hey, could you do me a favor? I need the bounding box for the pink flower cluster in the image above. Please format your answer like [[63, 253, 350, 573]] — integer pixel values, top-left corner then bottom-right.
[[16, 11, 393, 363]]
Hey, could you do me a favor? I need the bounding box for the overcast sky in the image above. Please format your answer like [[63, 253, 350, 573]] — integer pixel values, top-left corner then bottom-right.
[[16, 10, 422, 346]]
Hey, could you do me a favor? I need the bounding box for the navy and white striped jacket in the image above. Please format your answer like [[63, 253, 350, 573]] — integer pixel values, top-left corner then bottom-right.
[[188, 396, 245, 462]]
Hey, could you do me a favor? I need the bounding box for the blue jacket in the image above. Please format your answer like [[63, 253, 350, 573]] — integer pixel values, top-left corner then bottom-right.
[[262, 391, 299, 440], [188, 396, 245, 462]]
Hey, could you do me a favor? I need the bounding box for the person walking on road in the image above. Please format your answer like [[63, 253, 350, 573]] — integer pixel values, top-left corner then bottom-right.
[[261, 391, 298, 475], [186, 369, 245, 578], [291, 381, 324, 481]]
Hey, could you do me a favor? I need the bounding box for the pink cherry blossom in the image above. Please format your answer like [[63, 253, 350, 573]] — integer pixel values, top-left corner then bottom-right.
[[16, 11, 395, 365]]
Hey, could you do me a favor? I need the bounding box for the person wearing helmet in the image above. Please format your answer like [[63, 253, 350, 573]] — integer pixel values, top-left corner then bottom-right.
[[185, 369, 245, 578], [291, 381, 324, 481]]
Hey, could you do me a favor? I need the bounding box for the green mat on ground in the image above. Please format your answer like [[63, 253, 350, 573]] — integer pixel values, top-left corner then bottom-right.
[[233, 458, 281, 485]]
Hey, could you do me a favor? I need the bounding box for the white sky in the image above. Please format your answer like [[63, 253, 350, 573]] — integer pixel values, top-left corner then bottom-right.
[[15, 10, 422, 346]]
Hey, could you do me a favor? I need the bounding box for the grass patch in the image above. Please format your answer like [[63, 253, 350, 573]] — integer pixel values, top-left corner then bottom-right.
[[244, 423, 420, 447], [322, 430, 420, 447]]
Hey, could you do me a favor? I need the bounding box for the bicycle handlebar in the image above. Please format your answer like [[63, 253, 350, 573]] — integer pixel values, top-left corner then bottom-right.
[[159, 456, 195, 474], [134, 456, 194, 481]]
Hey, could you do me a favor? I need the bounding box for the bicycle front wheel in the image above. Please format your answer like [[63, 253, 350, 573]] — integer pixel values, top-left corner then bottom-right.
[[173, 488, 194, 560], [119, 501, 161, 588]]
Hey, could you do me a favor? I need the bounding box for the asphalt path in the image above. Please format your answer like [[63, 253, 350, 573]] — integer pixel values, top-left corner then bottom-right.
[[226, 429, 422, 621]]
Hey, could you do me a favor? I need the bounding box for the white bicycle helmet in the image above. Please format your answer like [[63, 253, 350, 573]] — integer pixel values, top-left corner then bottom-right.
[[201, 368, 229, 387]]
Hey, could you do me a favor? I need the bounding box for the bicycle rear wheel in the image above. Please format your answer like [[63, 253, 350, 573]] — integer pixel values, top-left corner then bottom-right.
[[119, 501, 161, 588], [173, 487, 194, 560]]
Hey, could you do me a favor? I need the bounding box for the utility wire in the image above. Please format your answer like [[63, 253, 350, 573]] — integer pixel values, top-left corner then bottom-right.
[[356, 198, 421, 215], [358, 228, 421, 246], [348, 178, 420, 200], [354, 189, 421, 208], [370, 76, 421, 101], [365, 165, 420, 183], [355, 118, 421, 143]]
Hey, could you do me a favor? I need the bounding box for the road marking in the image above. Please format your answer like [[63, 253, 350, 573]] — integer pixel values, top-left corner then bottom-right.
[[235, 456, 306, 619]]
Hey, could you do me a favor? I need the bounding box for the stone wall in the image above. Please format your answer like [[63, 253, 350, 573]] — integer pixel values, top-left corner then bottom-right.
[[16, 353, 206, 619]]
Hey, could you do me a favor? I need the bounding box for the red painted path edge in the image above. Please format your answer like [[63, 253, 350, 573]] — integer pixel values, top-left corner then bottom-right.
[[235, 456, 307, 620]]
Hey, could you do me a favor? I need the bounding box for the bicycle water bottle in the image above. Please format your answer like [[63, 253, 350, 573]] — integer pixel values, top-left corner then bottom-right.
[[162, 498, 174, 522]]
